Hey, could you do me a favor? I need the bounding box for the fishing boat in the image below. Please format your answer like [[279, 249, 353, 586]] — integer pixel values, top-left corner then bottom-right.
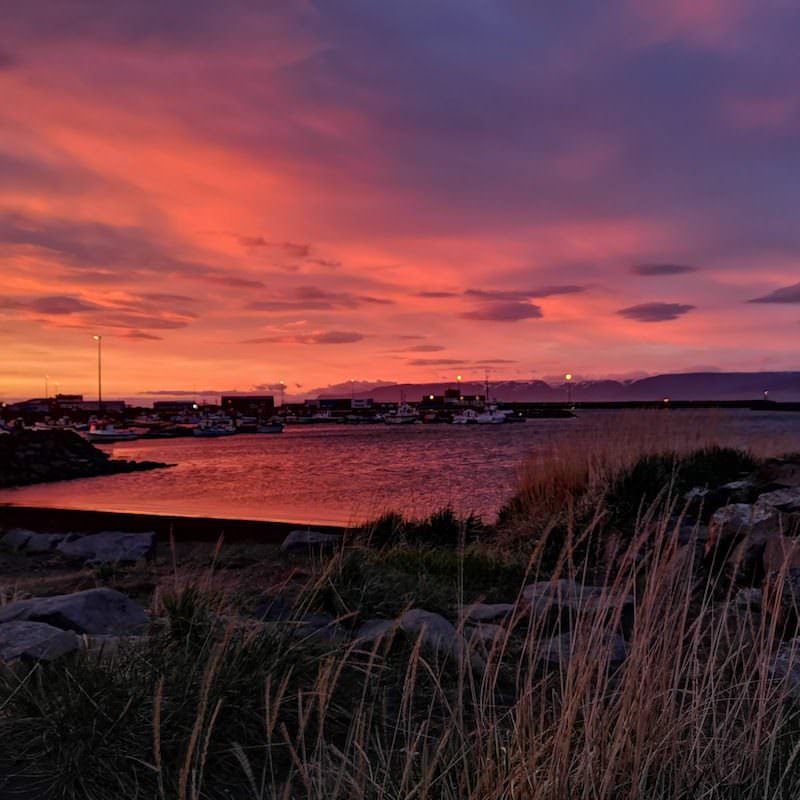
[[86, 422, 140, 442], [452, 409, 479, 424], [193, 416, 236, 437], [384, 403, 418, 424]]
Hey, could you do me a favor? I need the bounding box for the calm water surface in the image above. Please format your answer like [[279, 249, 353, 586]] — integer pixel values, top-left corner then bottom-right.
[[2, 410, 799, 525]]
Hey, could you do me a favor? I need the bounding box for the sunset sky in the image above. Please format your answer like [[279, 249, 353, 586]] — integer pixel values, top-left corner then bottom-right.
[[2, 1, 799, 401]]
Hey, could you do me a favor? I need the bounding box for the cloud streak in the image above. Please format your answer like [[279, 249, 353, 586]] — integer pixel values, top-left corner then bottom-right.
[[617, 302, 696, 322]]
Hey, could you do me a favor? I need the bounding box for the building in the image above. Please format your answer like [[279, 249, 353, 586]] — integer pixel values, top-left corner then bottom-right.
[[221, 394, 275, 417], [153, 400, 197, 416], [52, 393, 84, 411]]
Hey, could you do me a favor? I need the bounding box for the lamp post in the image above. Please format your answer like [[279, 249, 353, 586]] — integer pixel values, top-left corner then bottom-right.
[[44, 375, 50, 399], [93, 335, 103, 415], [279, 380, 286, 407], [565, 373, 573, 407]]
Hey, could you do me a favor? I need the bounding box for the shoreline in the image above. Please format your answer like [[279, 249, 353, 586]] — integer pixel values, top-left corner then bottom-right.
[[0, 503, 345, 544]]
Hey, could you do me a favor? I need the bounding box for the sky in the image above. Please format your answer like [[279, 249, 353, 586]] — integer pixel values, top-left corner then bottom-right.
[[1, 0, 799, 401]]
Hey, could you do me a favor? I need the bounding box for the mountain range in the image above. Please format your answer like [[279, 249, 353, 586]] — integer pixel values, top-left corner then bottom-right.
[[314, 372, 800, 403]]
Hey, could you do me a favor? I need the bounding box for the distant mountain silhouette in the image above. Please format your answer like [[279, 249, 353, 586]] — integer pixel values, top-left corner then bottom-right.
[[315, 372, 800, 402]]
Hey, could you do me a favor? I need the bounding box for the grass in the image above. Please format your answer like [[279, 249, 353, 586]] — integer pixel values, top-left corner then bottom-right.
[[4, 413, 800, 798]]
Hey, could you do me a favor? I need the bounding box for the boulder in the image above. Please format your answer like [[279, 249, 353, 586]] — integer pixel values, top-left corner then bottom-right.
[[770, 637, 800, 698], [355, 618, 396, 643], [57, 531, 156, 564], [280, 530, 342, 553], [24, 532, 75, 554], [764, 536, 800, 575], [0, 621, 79, 663], [705, 504, 782, 575], [459, 602, 516, 624], [465, 623, 506, 645], [718, 478, 758, 504], [538, 630, 628, 670], [522, 579, 635, 634], [398, 609, 484, 671], [0, 588, 148, 635], [1, 528, 34, 551], [758, 460, 800, 489], [756, 488, 800, 513]]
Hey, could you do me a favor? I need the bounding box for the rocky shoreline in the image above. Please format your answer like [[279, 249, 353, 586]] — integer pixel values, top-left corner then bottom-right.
[[0, 429, 169, 488]]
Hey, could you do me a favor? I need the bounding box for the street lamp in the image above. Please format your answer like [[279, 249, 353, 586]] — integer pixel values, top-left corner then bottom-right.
[[565, 373, 574, 406], [93, 335, 103, 414], [279, 380, 286, 407], [44, 375, 50, 399]]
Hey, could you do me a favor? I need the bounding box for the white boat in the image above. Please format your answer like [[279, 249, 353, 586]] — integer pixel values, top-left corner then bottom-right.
[[452, 409, 479, 424], [193, 416, 236, 437], [384, 403, 418, 424], [86, 422, 140, 442], [476, 408, 508, 424]]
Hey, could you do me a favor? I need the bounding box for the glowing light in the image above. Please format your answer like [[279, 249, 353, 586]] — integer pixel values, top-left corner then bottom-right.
[[565, 373, 573, 382]]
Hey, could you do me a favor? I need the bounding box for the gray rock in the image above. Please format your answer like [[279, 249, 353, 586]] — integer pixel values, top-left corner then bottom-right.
[[706, 503, 781, 562], [0, 588, 148, 635], [0, 621, 79, 663], [763, 536, 800, 575], [1, 528, 34, 551], [57, 531, 156, 564], [733, 588, 763, 612], [757, 488, 800, 512], [465, 623, 506, 645], [459, 602, 515, 624], [522, 579, 634, 631], [355, 618, 397, 643], [24, 532, 75, 554], [398, 609, 485, 671], [281, 530, 342, 552], [770, 638, 800, 697], [538, 631, 628, 669], [685, 487, 711, 501], [759, 461, 800, 489]]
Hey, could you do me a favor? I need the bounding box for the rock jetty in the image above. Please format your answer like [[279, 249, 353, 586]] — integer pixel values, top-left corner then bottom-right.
[[0, 429, 168, 487]]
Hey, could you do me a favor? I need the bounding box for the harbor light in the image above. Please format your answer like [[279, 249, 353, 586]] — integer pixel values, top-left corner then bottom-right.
[[93, 335, 103, 414], [565, 373, 573, 382]]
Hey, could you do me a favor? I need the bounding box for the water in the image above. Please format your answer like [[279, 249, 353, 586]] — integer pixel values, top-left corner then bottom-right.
[[2, 410, 800, 526]]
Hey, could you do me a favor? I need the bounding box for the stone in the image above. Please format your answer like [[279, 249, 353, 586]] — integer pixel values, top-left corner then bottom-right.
[[770, 638, 800, 698], [705, 503, 781, 563], [280, 530, 342, 552], [24, 532, 75, 554], [733, 588, 763, 613], [0, 588, 148, 635], [0, 621, 79, 663], [719, 478, 758, 504], [538, 630, 628, 669], [756, 488, 800, 512], [465, 623, 506, 645], [758, 460, 800, 489], [459, 602, 516, 624], [355, 618, 396, 643], [1, 528, 34, 551], [57, 531, 156, 564], [522, 579, 635, 634], [763, 536, 800, 575]]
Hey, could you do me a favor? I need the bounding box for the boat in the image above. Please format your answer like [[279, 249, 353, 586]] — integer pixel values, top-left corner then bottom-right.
[[256, 421, 284, 434], [384, 402, 419, 425], [193, 416, 236, 437], [86, 422, 140, 442], [452, 409, 479, 424], [476, 407, 510, 424]]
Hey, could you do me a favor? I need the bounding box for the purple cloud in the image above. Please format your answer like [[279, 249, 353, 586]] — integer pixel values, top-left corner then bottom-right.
[[248, 286, 393, 311], [617, 302, 695, 322], [461, 302, 543, 321], [748, 282, 800, 303], [415, 291, 458, 298], [465, 286, 584, 301]]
